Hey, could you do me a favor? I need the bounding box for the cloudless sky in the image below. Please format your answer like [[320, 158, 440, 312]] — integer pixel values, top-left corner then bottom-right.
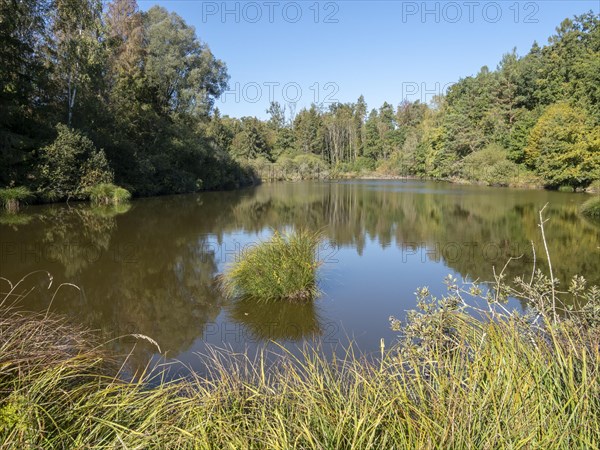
[[139, 1, 598, 118]]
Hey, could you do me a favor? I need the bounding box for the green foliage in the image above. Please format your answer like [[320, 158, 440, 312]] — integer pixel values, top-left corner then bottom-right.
[[525, 103, 600, 188], [36, 124, 113, 201], [291, 153, 330, 180], [460, 144, 524, 186], [581, 196, 600, 219], [350, 156, 377, 172], [1, 0, 252, 200], [87, 183, 131, 205], [229, 117, 272, 161], [0, 187, 32, 212], [0, 0, 53, 187], [143, 6, 228, 116], [221, 229, 323, 302], [252, 153, 330, 181], [558, 185, 575, 193], [2, 5, 599, 199], [293, 105, 323, 155]]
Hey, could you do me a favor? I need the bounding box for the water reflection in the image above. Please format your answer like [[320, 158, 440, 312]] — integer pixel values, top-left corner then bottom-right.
[[1, 181, 598, 370], [228, 297, 323, 341]]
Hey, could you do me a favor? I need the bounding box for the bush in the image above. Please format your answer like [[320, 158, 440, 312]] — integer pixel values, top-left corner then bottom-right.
[[586, 179, 600, 194], [36, 124, 114, 201], [558, 185, 575, 192], [259, 153, 330, 181], [0, 186, 32, 212], [524, 103, 600, 188], [221, 229, 323, 302], [87, 183, 131, 206], [581, 196, 600, 219], [460, 144, 524, 186], [338, 156, 377, 174]]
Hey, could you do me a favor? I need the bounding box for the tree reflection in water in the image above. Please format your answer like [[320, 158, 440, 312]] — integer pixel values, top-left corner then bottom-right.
[[1, 181, 598, 374]]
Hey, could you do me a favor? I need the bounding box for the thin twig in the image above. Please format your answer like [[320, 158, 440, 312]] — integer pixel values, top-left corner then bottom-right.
[[529, 240, 536, 286], [538, 203, 557, 324]]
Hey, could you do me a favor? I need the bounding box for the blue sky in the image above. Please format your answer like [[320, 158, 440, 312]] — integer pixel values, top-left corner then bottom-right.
[[140, 1, 598, 118]]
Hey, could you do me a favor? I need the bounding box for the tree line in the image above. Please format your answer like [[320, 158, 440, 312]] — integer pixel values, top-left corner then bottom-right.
[[1, 0, 255, 202], [1, 2, 598, 203], [207, 12, 599, 188]]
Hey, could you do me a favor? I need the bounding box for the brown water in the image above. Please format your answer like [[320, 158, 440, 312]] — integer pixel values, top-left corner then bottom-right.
[[1, 180, 598, 374]]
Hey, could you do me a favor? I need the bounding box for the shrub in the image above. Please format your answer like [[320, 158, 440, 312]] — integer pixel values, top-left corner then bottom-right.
[[586, 179, 600, 194], [460, 144, 522, 186], [221, 229, 323, 302], [36, 124, 114, 201], [87, 183, 131, 206], [259, 153, 330, 181], [581, 196, 600, 219], [558, 185, 575, 192], [0, 186, 31, 212], [524, 103, 600, 188]]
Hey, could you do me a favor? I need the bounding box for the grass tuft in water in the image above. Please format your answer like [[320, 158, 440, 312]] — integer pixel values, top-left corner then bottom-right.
[[581, 195, 600, 219], [0, 187, 32, 212], [221, 229, 323, 302], [87, 183, 131, 206]]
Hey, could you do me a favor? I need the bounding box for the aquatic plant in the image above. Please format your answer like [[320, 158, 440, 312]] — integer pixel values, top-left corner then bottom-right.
[[87, 183, 131, 206], [221, 229, 323, 302], [0, 187, 32, 212], [581, 195, 600, 219]]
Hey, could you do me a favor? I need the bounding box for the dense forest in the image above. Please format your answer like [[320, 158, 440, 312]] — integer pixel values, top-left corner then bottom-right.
[[1, 1, 599, 203]]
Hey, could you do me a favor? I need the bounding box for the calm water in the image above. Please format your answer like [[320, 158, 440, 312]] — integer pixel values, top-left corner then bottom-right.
[[1, 180, 598, 374]]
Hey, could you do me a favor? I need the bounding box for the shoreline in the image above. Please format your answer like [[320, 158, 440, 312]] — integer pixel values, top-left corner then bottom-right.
[[2, 174, 598, 212]]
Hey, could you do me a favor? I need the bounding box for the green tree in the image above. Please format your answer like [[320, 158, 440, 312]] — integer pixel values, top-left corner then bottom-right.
[[143, 6, 228, 116], [51, 0, 105, 127], [0, 0, 53, 186], [230, 117, 271, 161], [525, 103, 600, 187], [293, 106, 323, 155], [266, 101, 286, 131]]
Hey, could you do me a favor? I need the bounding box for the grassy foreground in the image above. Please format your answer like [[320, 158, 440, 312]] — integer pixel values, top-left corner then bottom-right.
[[1, 274, 599, 448], [1, 217, 600, 448]]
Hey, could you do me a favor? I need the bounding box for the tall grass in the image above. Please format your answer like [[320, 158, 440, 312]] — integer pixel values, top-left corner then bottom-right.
[[221, 229, 323, 302], [0, 187, 31, 212], [581, 195, 600, 219], [87, 183, 131, 206], [1, 211, 600, 448]]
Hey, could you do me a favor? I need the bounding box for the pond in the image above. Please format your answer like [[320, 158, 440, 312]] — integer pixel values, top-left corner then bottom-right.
[[1, 180, 598, 375]]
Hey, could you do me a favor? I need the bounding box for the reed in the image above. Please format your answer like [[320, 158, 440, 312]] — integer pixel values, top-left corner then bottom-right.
[[87, 183, 131, 206], [221, 229, 323, 302], [0, 187, 31, 212], [581, 195, 600, 219]]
